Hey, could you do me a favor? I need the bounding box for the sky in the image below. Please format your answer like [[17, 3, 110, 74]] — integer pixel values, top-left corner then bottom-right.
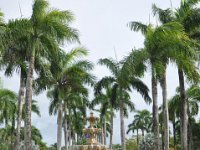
[[0, 0, 197, 146]]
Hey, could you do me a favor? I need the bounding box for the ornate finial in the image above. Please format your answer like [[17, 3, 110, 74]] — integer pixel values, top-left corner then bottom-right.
[[87, 112, 99, 128]]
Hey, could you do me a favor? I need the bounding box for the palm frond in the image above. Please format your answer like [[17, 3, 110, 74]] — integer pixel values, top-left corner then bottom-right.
[[128, 21, 148, 35], [152, 4, 174, 24], [94, 76, 115, 95], [98, 58, 118, 76], [130, 78, 151, 103]]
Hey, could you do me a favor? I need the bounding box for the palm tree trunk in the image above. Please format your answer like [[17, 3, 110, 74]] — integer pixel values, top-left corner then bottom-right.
[[11, 115, 15, 149], [120, 100, 126, 150], [24, 53, 35, 150], [64, 113, 68, 150], [161, 127, 164, 150], [173, 117, 176, 150], [104, 120, 106, 145], [142, 129, 144, 137], [57, 102, 63, 150], [109, 112, 113, 149], [152, 71, 160, 150], [101, 127, 104, 144], [188, 117, 193, 150], [69, 127, 71, 150], [15, 74, 25, 150], [160, 68, 169, 150], [136, 129, 139, 146], [178, 69, 188, 150]]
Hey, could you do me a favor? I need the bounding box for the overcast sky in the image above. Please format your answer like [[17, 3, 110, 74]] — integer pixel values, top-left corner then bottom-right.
[[1, 0, 196, 146]]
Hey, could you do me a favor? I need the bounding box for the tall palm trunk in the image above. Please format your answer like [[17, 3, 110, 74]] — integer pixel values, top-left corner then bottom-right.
[[136, 129, 139, 146], [103, 119, 106, 145], [57, 102, 63, 150], [161, 127, 164, 150], [142, 128, 144, 137], [69, 125, 71, 150], [101, 127, 104, 144], [24, 52, 35, 150], [64, 113, 68, 150], [188, 117, 193, 150], [160, 68, 169, 150], [152, 71, 160, 150], [178, 69, 188, 150], [109, 112, 113, 149], [15, 73, 25, 150], [173, 117, 176, 150], [120, 100, 126, 150], [11, 115, 15, 149]]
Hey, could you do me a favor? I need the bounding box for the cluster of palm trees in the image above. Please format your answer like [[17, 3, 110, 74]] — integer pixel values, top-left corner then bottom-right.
[[91, 0, 200, 150], [0, 0, 200, 150], [123, 0, 200, 149], [0, 0, 85, 149]]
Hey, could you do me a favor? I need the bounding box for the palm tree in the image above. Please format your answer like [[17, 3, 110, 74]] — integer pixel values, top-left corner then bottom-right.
[[38, 47, 94, 150], [0, 18, 54, 149], [126, 18, 195, 149], [168, 94, 180, 150], [15, 0, 79, 149], [132, 109, 151, 136], [127, 109, 151, 146], [127, 122, 140, 146], [152, 2, 200, 149], [0, 88, 40, 149], [91, 87, 115, 148], [19, 126, 43, 149], [0, 27, 31, 150], [0, 89, 17, 126], [168, 85, 200, 150], [63, 88, 89, 150], [96, 58, 150, 150]]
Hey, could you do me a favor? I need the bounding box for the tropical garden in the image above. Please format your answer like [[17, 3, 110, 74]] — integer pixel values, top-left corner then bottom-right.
[[0, 0, 200, 150]]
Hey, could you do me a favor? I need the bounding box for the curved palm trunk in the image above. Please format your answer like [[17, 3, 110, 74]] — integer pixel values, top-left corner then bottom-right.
[[24, 53, 35, 150], [57, 102, 63, 150], [120, 100, 126, 150], [109, 112, 113, 149], [178, 69, 188, 150], [64, 113, 68, 150], [103, 120, 106, 145], [15, 74, 25, 150], [160, 68, 169, 150], [152, 72, 160, 150]]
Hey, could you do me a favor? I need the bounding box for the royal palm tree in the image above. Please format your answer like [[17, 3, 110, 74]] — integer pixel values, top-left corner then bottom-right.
[[14, 0, 80, 149], [91, 87, 115, 148], [0, 88, 40, 149], [63, 88, 89, 150], [39, 47, 94, 150], [169, 85, 200, 150], [133, 109, 151, 136], [1, 20, 54, 149], [96, 58, 150, 150], [127, 122, 140, 146], [168, 95, 180, 150]]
